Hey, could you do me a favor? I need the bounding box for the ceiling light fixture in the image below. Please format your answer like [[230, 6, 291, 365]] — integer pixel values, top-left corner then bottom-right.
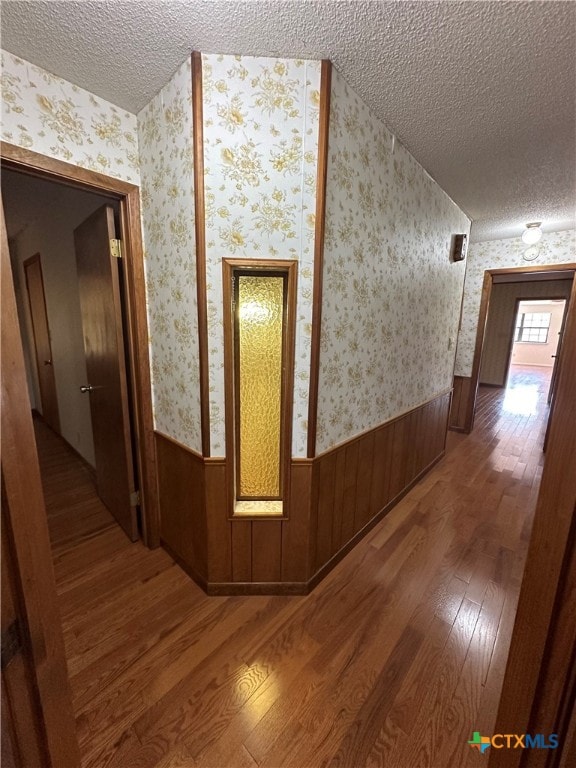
[[522, 245, 540, 262], [521, 222, 543, 245]]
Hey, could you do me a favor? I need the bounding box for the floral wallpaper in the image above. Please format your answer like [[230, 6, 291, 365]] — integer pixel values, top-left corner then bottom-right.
[[316, 67, 470, 454], [137, 58, 202, 452], [454, 230, 576, 377], [202, 53, 321, 456], [1, 49, 139, 183]]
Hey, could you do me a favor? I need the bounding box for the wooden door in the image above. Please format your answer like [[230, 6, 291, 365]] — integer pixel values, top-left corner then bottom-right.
[[548, 299, 568, 405], [544, 298, 570, 451], [23, 254, 60, 433], [1, 199, 81, 768], [74, 205, 138, 541]]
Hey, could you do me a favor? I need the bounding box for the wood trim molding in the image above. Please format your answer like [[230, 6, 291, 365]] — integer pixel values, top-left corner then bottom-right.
[[221, 258, 298, 516], [1, 142, 160, 548], [222, 259, 236, 513], [1, 142, 136, 195], [191, 52, 211, 457], [120, 187, 159, 546], [23, 252, 61, 434], [23, 252, 41, 268], [154, 430, 226, 467], [154, 429, 204, 461], [204, 456, 227, 466], [206, 581, 308, 596], [307, 59, 332, 458], [487, 262, 576, 277], [466, 271, 493, 432], [314, 386, 452, 460]]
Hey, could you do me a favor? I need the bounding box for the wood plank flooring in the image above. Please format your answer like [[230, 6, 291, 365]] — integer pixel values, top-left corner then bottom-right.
[[37, 364, 552, 767]]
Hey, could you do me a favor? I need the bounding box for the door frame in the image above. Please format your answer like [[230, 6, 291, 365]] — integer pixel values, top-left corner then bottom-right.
[[488, 270, 576, 767], [1, 142, 159, 547], [2, 198, 81, 766], [497, 294, 568, 389], [462, 262, 576, 433], [22, 251, 61, 433]]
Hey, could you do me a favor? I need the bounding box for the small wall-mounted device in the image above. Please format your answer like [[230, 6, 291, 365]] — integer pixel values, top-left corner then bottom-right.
[[451, 233, 468, 262]]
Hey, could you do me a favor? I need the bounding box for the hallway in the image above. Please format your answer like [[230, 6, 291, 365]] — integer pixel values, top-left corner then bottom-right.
[[38, 365, 551, 768]]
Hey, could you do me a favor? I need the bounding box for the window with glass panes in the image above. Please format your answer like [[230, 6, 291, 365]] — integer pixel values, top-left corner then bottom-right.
[[514, 312, 551, 343]]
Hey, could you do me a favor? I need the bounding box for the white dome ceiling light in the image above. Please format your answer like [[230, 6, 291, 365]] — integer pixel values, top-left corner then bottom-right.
[[522, 245, 541, 262], [522, 222, 543, 245]]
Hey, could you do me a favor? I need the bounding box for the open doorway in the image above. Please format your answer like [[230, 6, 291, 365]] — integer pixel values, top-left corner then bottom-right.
[[1, 165, 155, 544], [453, 265, 576, 436], [508, 298, 567, 405], [1, 144, 159, 766], [477, 284, 571, 429]]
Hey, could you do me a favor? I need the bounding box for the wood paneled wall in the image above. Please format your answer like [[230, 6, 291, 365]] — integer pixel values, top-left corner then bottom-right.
[[448, 375, 474, 433], [155, 390, 451, 594], [155, 433, 207, 586], [310, 391, 451, 584]]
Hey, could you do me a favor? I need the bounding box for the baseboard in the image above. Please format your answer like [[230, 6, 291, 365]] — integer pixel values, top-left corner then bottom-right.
[[155, 392, 450, 597], [199, 450, 446, 596], [206, 581, 308, 596]]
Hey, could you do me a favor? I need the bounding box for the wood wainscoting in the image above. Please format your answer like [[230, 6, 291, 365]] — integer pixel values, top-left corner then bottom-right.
[[448, 375, 474, 432], [155, 390, 451, 594], [155, 433, 208, 587], [309, 390, 451, 588]]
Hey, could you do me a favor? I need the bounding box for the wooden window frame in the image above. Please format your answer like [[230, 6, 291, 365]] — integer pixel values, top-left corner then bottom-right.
[[222, 258, 297, 519]]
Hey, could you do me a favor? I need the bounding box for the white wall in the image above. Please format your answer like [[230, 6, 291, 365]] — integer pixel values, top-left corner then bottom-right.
[[511, 300, 566, 367], [2, 170, 116, 466]]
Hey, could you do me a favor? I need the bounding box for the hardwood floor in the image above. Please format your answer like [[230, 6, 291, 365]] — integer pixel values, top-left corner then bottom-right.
[[36, 365, 552, 768]]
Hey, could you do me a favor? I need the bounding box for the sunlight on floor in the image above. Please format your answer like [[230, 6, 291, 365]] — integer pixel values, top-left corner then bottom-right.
[[502, 384, 540, 416]]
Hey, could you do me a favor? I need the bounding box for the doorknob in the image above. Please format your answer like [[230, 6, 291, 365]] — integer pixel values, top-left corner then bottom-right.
[[80, 385, 94, 393], [43, 359, 52, 365]]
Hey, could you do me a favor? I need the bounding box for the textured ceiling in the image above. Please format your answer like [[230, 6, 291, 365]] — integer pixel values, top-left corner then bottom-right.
[[2, 1, 575, 241]]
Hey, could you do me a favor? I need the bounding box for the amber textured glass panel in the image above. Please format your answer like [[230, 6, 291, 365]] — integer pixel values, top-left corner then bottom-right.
[[237, 275, 284, 498]]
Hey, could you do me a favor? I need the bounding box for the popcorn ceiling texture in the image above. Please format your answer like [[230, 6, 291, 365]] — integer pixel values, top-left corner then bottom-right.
[[316, 67, 470, 454], [2, 2, 574, 240], [454, 230, 576, 378]]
